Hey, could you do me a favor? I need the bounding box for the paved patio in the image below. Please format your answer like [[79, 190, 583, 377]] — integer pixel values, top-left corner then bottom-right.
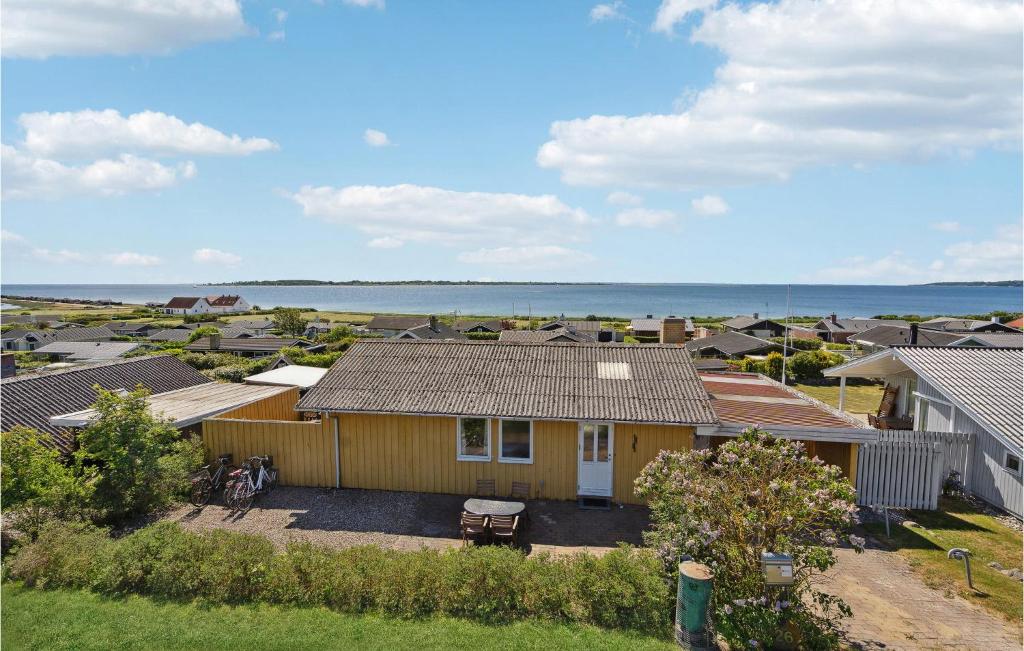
[[165, 486, 649, 556]]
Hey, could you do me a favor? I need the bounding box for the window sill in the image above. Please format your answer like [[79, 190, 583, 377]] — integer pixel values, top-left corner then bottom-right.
[[456, 455, 491, 463], [498, 457, 533, 465]]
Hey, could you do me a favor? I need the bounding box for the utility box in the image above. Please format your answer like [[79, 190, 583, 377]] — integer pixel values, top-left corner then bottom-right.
[[761, 552, 794, 586]]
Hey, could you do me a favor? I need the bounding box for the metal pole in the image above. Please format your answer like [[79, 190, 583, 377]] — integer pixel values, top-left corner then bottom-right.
[[884, 505, 890, 538], [781, 285, 791, 385]]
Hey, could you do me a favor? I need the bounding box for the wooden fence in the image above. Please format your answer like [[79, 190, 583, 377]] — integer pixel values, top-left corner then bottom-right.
[[874, 430, 972, 482], [203, 417, 336, 488], [855, 439, 946, 509]]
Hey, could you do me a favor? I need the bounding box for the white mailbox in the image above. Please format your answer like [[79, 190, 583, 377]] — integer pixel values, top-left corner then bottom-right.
[[761, 552, 794, 586]]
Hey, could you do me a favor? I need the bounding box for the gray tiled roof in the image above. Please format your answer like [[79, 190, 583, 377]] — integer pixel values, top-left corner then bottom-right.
[[453, 319, 503, 332], [364, 315, 430, 331], [231, 319, 275, 330], [1, 355, 210, 453], [32, 341, 143, 360], [919, 318, 1020, 333], [499, 328, 595, 343], [850, 325, 962, 347], [815, 318, 908, 333], [395, 322, 466, 340], [147, 328, 191, 342], [950, 332, 1024, 348], [538, 319, 603, 332], [185, 337, 322, 353], [895, 346, 1023, 450], [684, 332, 778, 357], [297, 339, 717, 425], [0, 326, 114, 345], [721, 316, 782, 331]]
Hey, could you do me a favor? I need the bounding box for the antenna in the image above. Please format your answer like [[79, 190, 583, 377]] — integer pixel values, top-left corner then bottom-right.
[[781, 285, 792, 385]]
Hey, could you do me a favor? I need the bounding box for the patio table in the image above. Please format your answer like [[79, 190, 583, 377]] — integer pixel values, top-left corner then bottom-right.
[[463, 498, 525, 517]]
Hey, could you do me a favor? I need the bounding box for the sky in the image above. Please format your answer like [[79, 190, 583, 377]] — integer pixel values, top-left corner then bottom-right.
[[1, 0, 1022, 285]]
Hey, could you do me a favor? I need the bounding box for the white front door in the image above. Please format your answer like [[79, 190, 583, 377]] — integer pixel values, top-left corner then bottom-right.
[[578, 423, 614, 497]]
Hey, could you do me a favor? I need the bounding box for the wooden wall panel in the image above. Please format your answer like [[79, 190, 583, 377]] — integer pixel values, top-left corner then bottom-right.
[[613, 423, 694, 505], [202, 416, 334, 488], [215, 387, 302, 421]]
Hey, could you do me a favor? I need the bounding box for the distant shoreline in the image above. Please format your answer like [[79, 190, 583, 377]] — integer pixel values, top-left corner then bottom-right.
[[919, 280, 1022, 287], [212, 279, 1024, 287]]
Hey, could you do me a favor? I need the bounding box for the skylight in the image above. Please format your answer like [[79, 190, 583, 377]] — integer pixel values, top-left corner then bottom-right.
[[597, 362, 632, 380]]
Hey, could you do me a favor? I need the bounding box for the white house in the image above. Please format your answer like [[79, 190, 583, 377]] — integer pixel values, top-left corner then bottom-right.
[[205, 295, 251, 314], [162, 297, 213, 315], [826, 346, 1023, 518]]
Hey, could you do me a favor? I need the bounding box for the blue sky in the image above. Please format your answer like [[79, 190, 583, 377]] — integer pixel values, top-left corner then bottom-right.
[[2, 0, 1021, 284]]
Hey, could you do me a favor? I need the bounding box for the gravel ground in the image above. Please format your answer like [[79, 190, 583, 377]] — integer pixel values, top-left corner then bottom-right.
[[163, 487, 649, 556]]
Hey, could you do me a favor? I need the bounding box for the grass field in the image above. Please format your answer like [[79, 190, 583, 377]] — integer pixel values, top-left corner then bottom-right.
[[0, 584, 674, 651], [793, 382, 884, 416], [862, 497, 1023, 625]]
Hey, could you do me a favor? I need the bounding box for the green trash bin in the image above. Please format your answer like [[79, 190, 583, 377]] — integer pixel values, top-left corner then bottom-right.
[[675, 561, 714, 650]]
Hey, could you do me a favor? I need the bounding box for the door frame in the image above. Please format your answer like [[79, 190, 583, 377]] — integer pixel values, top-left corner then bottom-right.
[[577, 422, 614, 497]]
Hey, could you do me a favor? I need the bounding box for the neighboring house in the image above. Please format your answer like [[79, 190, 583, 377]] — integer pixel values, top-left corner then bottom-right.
[[1005, 317, 1024, 329], [1, 326, 115, 351], [498, 328, 596, 343], [293, 339, 718, 503], [811, 315, 909, 343], [231, 319, 276, 336], [825, 346, 1024, 517], [218, 326, 258, 339], [0, 355, 210, 453], [1, 314, 61, 326], [453, 319, 504, 333], [103, 321, 161, 338], [394, 317, 466, 341], [205, 295, 251, 314], [177, 321, 224, 330], [541, 319, 626, 343], [147, 329, 192, 343], [721, 314, 786, 339], [684, 331, 780, 359], [184, 336, 325, 358], [244, 364, 328, 390], [31, 341, 145, 362], [919, 317, 1021, 334], [162, 297, 213, 315], [627, 316, 695, 341], [363, 315, 434, 337], [950, 332, 1024, 348], [1, 353, 15, 378], [304, 320, 333, 339], [850, 324, 963, 351]]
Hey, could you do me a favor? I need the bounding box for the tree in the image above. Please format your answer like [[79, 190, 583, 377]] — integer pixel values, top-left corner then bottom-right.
[[74, 386, 203, 521], [789, 350, 846, 382], [635, 429, 860, 649], [187, 325, 220, 344], [1, 427, 91, 540], [272, 308, 308, 336], [317, 325, 353, 343]]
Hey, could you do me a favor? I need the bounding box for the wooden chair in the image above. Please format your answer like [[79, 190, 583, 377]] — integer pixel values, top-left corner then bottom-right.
[[476, 478, 496, 497], [510, 481, 531, 500], [460, 512, 489, 546], [490, 514, 520, 547], [868, 385, 900, 429]]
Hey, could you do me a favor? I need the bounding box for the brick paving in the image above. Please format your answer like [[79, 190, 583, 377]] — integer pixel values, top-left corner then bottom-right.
[[821, 545, 1021, 650]]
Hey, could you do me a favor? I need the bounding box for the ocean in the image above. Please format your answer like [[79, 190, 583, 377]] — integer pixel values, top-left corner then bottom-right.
[[2, 283, 1020, 319]]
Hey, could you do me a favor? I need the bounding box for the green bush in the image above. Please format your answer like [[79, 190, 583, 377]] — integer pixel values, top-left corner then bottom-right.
[[632, 335, 660, 344], [823, 342, 854, 351], [464, 332, 499, 341], [8, 523, 670, 635], [788, 350, 846, 382], [768, 336, 822, 351]]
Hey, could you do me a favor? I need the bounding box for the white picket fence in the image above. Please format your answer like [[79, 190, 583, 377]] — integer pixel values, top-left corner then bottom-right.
[[855, 430, 972, 510]]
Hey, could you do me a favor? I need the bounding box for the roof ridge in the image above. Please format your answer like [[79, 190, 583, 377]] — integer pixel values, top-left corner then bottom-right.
[[354, 338, 691, 349], [1, 353, 180, 383]]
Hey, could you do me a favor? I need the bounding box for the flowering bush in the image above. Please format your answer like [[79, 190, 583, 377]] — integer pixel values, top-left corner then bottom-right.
[[635, 428, 860, 649]]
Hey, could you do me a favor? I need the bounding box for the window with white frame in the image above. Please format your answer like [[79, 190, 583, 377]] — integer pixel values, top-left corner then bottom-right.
[[457, 417, 490, 461], [1004, 451, 1021, 476], [499, 419, 533, 463]]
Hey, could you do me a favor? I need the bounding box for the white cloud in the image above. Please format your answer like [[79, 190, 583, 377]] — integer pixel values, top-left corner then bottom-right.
[[267, 30, 286, 42], [590, 1, 625, 22], [343, 0, 384, 9], [367, 236, 404, 249], [193, 248, 243, 265], [539, 0, 1023, 189], [363, 129, 392, 147], [606, 191, 643, 206], [272, 8, 288, 23], [943, 224, 1023, 276], [458, 245, 594, 269], [615, 208, 678, 228], [31, 248, 89, 264], [2, 0, 248, 59], [18, 109, 277, 159], [930, 221, 961, 233], [690, 194, 729, 216], [289, 183, 591, 247], [1, 145, 196, 200], [652, 0, 717, 35], [103, 252, 162, 266], [1, 230, 27, 244]]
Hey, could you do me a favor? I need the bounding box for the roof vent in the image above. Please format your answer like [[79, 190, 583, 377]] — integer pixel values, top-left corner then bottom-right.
[[597, 362, 631, 380]]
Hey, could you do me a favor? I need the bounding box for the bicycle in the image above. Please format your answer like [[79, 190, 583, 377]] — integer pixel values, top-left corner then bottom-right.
[[224, 455, 278, 512], [189, 454, 236, 507]]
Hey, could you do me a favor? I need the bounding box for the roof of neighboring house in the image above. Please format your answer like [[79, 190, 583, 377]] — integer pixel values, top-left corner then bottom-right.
[[1, 314, 61, 324], [628, 318, 663, 332], [218, 326, 258, 338], [849, 325, 963, 348], [206, 295, 244, 307], [692, 358, 730, 371], [231, 319, 275, 330], [51, 383, 292, 429], [147, 328, 192, 342], [297, 339, 718, 426], [364, 315, 431, 331], [684, 331, 778, 357], [305, 320, 333, 332], [721, 316, 783, 331], [538, 319, 603, 333], [825, 346, 1024, 451], [700, 372, 872, 438], [164, 297, 205, 309], [177, 322, 223, 330], [0, 355, 210, 453], [32, 341, 143, 361], [184, 337, 323, 353], [395, 322, 466, 340], [1006, 317, 1024, 329], [815, 318, 908, 333], [244, 364, 329, 389], [919, 318, 1020, 333], [950, 332, 1024, 348], [498, 328, 596, 343], [103, 321, 157, 332], [3, 326, 115, 344], [453, 319, 503, 332]]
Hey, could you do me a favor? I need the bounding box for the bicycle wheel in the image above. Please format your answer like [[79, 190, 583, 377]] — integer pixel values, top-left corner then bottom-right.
[[189, 479, 212, 507], [235, 485, 255, 512], [224, 482, 238, 510]]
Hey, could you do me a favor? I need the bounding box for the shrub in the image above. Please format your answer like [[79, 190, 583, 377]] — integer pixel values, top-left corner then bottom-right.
[[823, 342, 854, 351], [464, 331, 499, 340], [186, 325, 220, 344], [174, 351, 245, 370], [272, 308, 308, 336], [788, 350, 846, 382], [9, 523, 670, 635], [279, 346, 344, 368], [768, 336, 822, 351], [207, 365, 250, 383]]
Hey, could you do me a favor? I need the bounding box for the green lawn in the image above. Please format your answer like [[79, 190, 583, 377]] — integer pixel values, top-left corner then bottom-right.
[[862, 497, 1023, 625], [1, 584, 674, 651], [793, 382, 883, 416]]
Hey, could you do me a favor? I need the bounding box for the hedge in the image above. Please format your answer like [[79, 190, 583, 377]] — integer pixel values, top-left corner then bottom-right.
[[464, 331, 500, 341], [767, 337, 822, 351], [8, 521, 671, 635]]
